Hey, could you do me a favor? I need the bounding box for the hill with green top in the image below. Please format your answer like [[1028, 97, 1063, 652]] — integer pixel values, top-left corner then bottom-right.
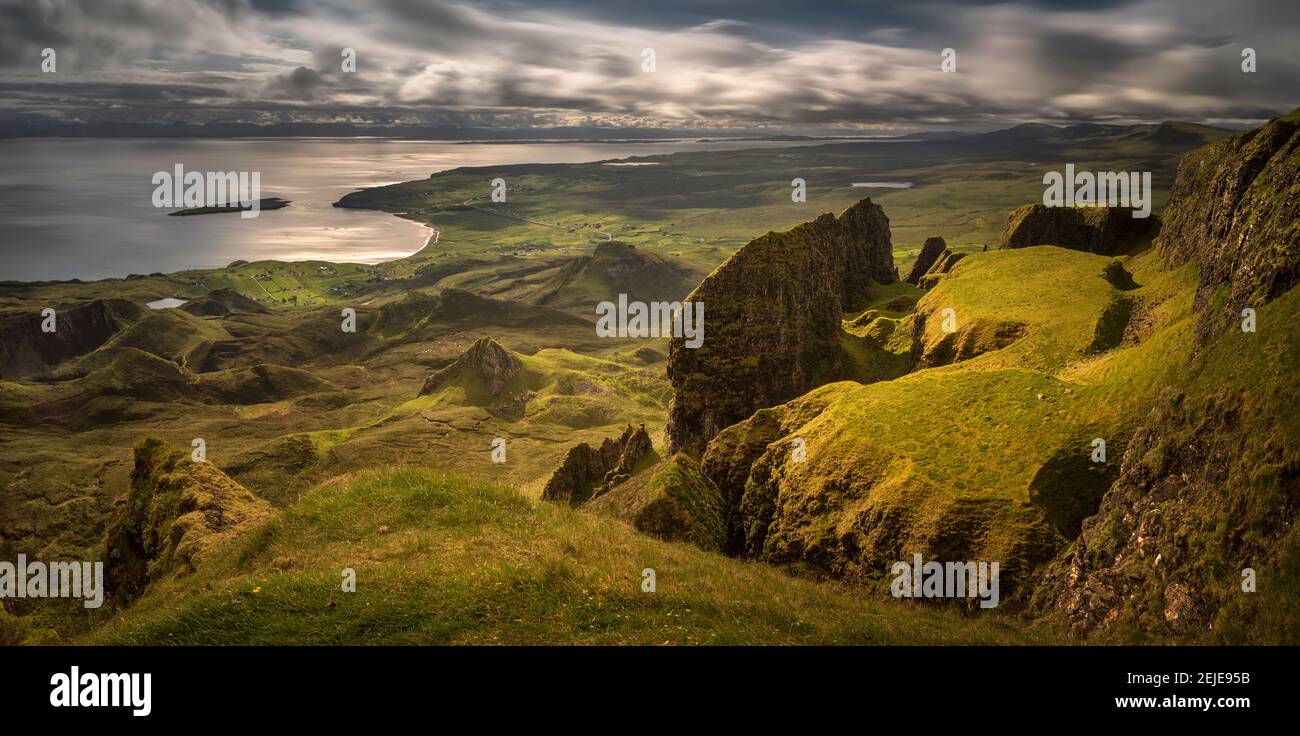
[[79, 460, 1038, 645]]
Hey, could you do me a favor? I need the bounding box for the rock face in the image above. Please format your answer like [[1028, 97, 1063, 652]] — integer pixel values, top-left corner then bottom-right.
[[698, 385, 1063, 593], [1154, 113, 1300, 342], [541, 424, 654, 506], [420, 336, 521, 397], [916, 249, 966, 290], [999, 204, 1151, 255], [585, 454, 727, 551], [1030, 110, 1300, 641], [905, 237, 948, 284], [665, 198, 897, 455], [103, 437, 272, 603], [0, 298, 142, 379]]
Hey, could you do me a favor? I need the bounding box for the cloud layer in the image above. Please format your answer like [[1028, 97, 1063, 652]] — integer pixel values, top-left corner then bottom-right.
[[1, 0, 1295, 133]]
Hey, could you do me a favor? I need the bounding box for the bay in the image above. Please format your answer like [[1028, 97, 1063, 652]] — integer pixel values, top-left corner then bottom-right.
[[0, 137, 825, 282]]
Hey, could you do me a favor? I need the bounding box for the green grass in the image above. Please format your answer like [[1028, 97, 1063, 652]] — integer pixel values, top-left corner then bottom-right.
[[916, 246, 1125, 373], [0, 122, 1243, 644], [703, 237, 1210, 594], [84, 468, 1049, 645]]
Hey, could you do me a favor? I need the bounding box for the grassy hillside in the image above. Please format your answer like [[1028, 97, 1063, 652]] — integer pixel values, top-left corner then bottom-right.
[[0, 119, 1255, 645], [699, 240, 1203, 599], [84, 469, 1043, 645]]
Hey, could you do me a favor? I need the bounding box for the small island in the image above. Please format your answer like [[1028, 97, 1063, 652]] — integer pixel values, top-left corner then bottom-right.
[[168, 197, 290, 216]]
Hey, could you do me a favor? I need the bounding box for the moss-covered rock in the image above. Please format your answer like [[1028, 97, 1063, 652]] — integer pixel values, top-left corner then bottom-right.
[[699, 379, 1066, 597], [916, 249, 966, 290], [910, 315, 1029, 369], [999, 203, 1151, 255], [102, 437, 272, 604], [1031, 112, 1300, 642], [665, 198, 897, 455], [1154, 110, 1300, 343], [905, 236, 948, 285], [586, 454, 726, 551], [541, 424, 655, 506]]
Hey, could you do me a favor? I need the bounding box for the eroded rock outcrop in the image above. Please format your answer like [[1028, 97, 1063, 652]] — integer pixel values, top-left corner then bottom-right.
[[103, 437, 272, 603], [1154, 112, 1300, 343], [999, 204, 1151, 255], [1030, 110, 1300, 641], [541, 424, 654, 506], [916, 249, 966, 290], [665, 198, 897, 455], [910, 317, 1029, 369], [420, 336, 522, 397], [419, 336, 534, 419], [586, 454, 727, 551], [905, 237, 947, 285], [699, 384, 1063, 595]]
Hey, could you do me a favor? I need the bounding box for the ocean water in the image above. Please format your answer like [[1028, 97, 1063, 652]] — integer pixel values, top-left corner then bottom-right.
[[0, 137, 821, 282]]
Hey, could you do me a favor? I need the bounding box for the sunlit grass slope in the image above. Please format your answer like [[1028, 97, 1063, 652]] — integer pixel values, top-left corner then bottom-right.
[[86, 469, 1045, 645], [701, 242, 1204, 593]]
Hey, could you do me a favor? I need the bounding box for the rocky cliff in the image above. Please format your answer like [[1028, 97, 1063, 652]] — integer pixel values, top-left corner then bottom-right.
[[103, 436, 272, 604], [1154, 111, 1300, 343], [1000, 204, 1151, 255], [698, 381, 1064, 594], [906, 237, 948, 285], [541, 424, 654, 505], [1030, 110, 1300, 641], [664, 198, 897, 455], [916, 249, 966, 290]]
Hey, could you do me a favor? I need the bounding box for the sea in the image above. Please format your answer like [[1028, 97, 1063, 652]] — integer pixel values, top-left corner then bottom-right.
[[0, 137, 832, 282]]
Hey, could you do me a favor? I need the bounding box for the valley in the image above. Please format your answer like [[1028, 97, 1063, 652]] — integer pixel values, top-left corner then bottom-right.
[[2, 112, 1297, 645]]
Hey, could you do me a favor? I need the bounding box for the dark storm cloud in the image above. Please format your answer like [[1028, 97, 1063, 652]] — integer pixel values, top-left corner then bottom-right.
[[265, 66, 325, 100], [0, 0, 1295, 134]]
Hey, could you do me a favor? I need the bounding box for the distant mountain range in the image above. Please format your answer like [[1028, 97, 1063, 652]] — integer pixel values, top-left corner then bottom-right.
[[0, 116, 1250, 141]]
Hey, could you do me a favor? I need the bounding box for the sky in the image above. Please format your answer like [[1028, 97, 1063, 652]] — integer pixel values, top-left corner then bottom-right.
[[0, 0, 1296, 136]]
